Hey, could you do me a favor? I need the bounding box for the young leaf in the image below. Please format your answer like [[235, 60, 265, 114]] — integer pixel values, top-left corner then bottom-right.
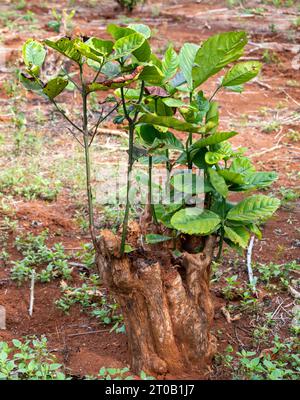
[[179, 43, 200, 89], [226, 195, 280, 222], [224, 226, 250, 248], [222, 61, 262, 87], [145, 234, 172, 244], [205, 151, 224, 165], [171, 208, 221, 235], [43, 77, 68, 99], [192, 31, 247, 88], [112, 33, 145, 60], [162, 45, 179, 82], [208, 168, 228, 198], [22, 39, 46, 68]]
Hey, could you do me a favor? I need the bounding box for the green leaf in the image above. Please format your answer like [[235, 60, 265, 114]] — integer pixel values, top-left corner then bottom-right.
[[44, 37, 82, 64], [138, 114, 202, 133], [192, 31, 247, 88], [232, 171, 278, 191], [145, 234, 172, 244], [224, 226, 250, 248], [171, 172, 204, 195], [226, 195, 280, 222], [75, 41, 103, 63], [112, 33, 145, 60], [128, 23, 151, 39], [133, 39, 151, 62], [85, 37, 114, 55], [222, 61, 262, 87], [230, 156, 255, 175], [162, 98, 187, 108], [218, 170, 245, 185], [179, 43, 200, 89], [138, 65, 163, 84], [124, 244, 135, 253], [19, 73, 42, 92], [22, 39, 46, 68], [162, 45, 179, 82], [171, 208, 221, 235], [248, 223, 262, 239], [191, 131, 238, 151], [205, 101, 219, 132], [43, 77, 68, 99], [205, 151, 224, 165], [150, 131, 184, 152], [208, 168, 228, 197], [107, 24, 133, 40]]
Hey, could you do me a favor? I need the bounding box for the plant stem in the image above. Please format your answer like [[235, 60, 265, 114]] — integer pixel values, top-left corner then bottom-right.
[[148, 155, 158, 224], [80, 66, 96, 246], [120, 81, 145, 255], [120, 121, 134, 255]]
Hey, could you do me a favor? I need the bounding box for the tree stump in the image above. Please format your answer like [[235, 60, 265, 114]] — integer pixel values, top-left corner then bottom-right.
[[96, 229, 217, 375]]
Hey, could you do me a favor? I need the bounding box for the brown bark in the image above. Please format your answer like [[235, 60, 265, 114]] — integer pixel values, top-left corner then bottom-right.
[[96, 230, 217, 375]]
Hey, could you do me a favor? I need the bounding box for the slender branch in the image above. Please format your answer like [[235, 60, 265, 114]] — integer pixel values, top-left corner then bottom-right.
[[66, 127, 84, 147], [120, 81, 145, 255], [209, 85, 222, 102], [51, 99, 84, 134], [61, 68, 81, 92], [80, 65, 96, 246], [89, 102, 120, 147]]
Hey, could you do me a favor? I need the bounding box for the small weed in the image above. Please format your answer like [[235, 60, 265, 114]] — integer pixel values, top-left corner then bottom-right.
[[0, 337, 66, 380], [11, 232, 72, 284]]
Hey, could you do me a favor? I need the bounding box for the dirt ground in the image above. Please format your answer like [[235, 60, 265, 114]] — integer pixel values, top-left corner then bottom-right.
[[0, 0, 299, 380]]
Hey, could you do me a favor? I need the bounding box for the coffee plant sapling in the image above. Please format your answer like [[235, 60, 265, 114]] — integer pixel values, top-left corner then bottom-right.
[[20, 25, 280, 375]]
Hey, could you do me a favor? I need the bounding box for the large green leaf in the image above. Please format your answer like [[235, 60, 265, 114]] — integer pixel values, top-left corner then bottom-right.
[[218, 170, 245, 185], [112, 33, 145, 60], [179, 43, 199, 89], [128, 23, 151, 39], [205, 101, 219, 133], [171, 208, 221, 235], [138, 65, 163, 84], [226, 195, 280, 222], [138, 114, 202, 133], [150, 132, 184, 152], [192, 31, 247, 88], [208, 168, 228, 198], [229, 157, 255, 175], [75, 41, 103, 63], [44, 38, 82, 64], [162, 45, 179, 82], [224, 226, 250, 248], [171, 172, 204, 195], [85, 37, 114, 56], [107, 24, 133, 40], [22, 39, 46, 68], [42, 77, 68, 99], [231, 171, 278, 191], [222, 61, 261, 87], [191, 131, 238, 152]]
